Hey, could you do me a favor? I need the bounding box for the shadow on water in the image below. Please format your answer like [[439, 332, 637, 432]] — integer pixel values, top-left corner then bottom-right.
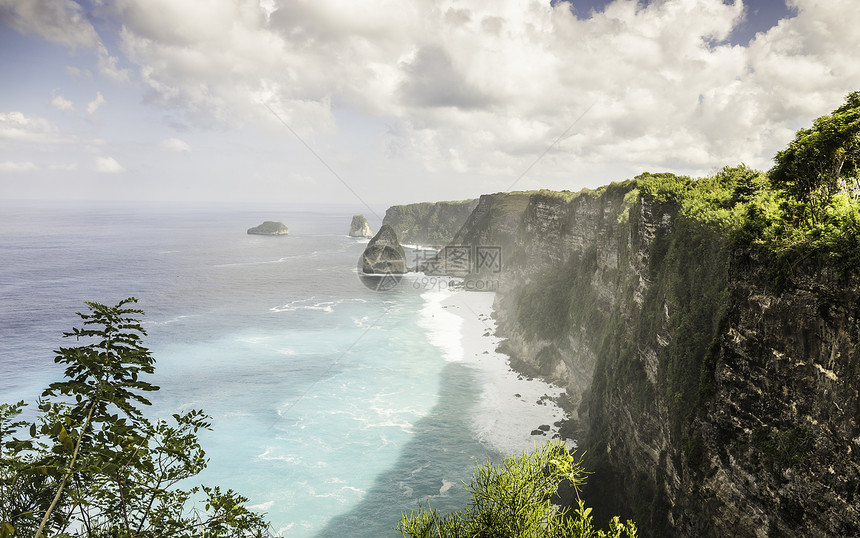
[[312, 360, 499, 538]]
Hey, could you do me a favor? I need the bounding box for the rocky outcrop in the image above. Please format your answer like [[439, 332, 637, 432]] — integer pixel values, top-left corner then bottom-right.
[[382, 199, 478, 246], [349, 215, 373, 238], [359, 225, 407, 275], [434, 185, 860, 536], [247, 221, 288, 235]]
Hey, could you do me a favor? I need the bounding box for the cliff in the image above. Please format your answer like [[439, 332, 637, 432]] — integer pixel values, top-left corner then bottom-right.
[[382, 199, 478, 246], [440, 185, 860, 536]]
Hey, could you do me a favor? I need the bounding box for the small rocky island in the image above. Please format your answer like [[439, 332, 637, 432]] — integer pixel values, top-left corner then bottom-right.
[[349, 214, 373, 238], [359, 225, 406, 274], [247, 221, 288, 235]]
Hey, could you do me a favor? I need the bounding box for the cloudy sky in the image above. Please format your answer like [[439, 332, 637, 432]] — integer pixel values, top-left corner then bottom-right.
[[0, 0, 857, 207]]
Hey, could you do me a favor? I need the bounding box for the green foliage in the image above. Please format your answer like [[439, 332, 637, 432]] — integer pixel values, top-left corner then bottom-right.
[[736, 91, 860, 279], [635, 172, 693, 205], [525, 189, 581, 201], [638, 154, 860, 281], [617, 188, 639, 225], [1, 401, 52, 538], [637, 166, 764, 233], [655, 219, 730, 436], [0, 299, 273, 538], [770, 91, 860, 225], [396, 439, 637, 538]]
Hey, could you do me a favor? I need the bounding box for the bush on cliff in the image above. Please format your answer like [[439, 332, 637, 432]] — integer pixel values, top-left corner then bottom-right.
[[636, 92, 860, 279], [770, 90, 860, 226], [396, 439, 637, 538]]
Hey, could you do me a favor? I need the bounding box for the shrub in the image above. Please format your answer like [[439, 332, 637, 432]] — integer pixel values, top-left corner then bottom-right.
[[396, 439, 637, 538]]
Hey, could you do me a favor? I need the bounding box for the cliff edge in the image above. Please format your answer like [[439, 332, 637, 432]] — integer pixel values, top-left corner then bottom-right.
[[439, 182, 859, 536]]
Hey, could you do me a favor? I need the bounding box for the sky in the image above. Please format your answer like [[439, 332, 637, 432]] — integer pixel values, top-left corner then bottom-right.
[[0, 0, 858, 208]]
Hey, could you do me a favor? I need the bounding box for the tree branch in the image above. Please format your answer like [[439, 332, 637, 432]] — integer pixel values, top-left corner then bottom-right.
[[35, 401, 96, 538]]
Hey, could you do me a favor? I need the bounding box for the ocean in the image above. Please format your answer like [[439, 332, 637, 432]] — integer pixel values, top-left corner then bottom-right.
[[0, 202, 563, 537]]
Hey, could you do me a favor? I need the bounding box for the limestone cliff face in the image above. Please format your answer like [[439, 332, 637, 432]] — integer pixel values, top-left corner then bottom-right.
[[382, 199, 478, 246], [442, 186, 860, 536], [454, 187, 640, 412], [677, 258, 860, 537]]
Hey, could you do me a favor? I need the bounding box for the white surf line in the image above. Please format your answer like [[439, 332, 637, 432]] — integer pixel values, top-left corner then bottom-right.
[[441, 290, 567, 456]]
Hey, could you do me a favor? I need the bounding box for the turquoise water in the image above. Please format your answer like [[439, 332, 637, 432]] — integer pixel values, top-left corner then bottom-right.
[[0, 202, 494, 537]]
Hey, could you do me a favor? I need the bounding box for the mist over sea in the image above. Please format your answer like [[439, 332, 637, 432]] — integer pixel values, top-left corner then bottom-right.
[[0, 202, 552, 536]]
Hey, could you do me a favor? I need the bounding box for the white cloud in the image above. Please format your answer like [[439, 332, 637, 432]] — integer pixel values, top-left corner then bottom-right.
[[2, 0, 130, 86], [95, 156, 124, 173], [97, 43, 131, 82], [0, 111, 59, 142], [259, 0, 277, 22], [87, 91, 105, 114], [49, 91, 74, 112], [101, 0, 818, 180], [65, 65, 92, 78], [49, 162, 78, 170], [11, 0, 860, 192], [0, 160, 38, 172], [0, 0, 100, 48], [160, 137, 191, 152]]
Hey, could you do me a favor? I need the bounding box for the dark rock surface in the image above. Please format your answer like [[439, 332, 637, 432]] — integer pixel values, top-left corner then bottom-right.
[[359, 225, 407, 275]]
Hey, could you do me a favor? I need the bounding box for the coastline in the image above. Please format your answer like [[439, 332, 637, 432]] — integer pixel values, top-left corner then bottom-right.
[[422, 287, 570, 456]]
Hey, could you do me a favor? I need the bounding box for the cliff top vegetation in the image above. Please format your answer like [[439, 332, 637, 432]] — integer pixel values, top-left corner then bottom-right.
[[503, 92, 860, 279], [634, 104, 859, 280], [536, 91, 860, 281]]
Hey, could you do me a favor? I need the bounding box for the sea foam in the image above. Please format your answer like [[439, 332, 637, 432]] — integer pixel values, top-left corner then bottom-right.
[[417, 289, 464, 362], [433, 290, 569, 456]]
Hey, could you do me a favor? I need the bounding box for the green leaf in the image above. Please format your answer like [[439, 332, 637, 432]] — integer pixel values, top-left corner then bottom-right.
[[58, 426, 75, 452]]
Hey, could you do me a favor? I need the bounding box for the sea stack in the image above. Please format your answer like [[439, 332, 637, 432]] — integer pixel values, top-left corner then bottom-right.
[[349, 215, 373, 238], [247, 221, 289, 235], [359, 225, 406, 274]]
